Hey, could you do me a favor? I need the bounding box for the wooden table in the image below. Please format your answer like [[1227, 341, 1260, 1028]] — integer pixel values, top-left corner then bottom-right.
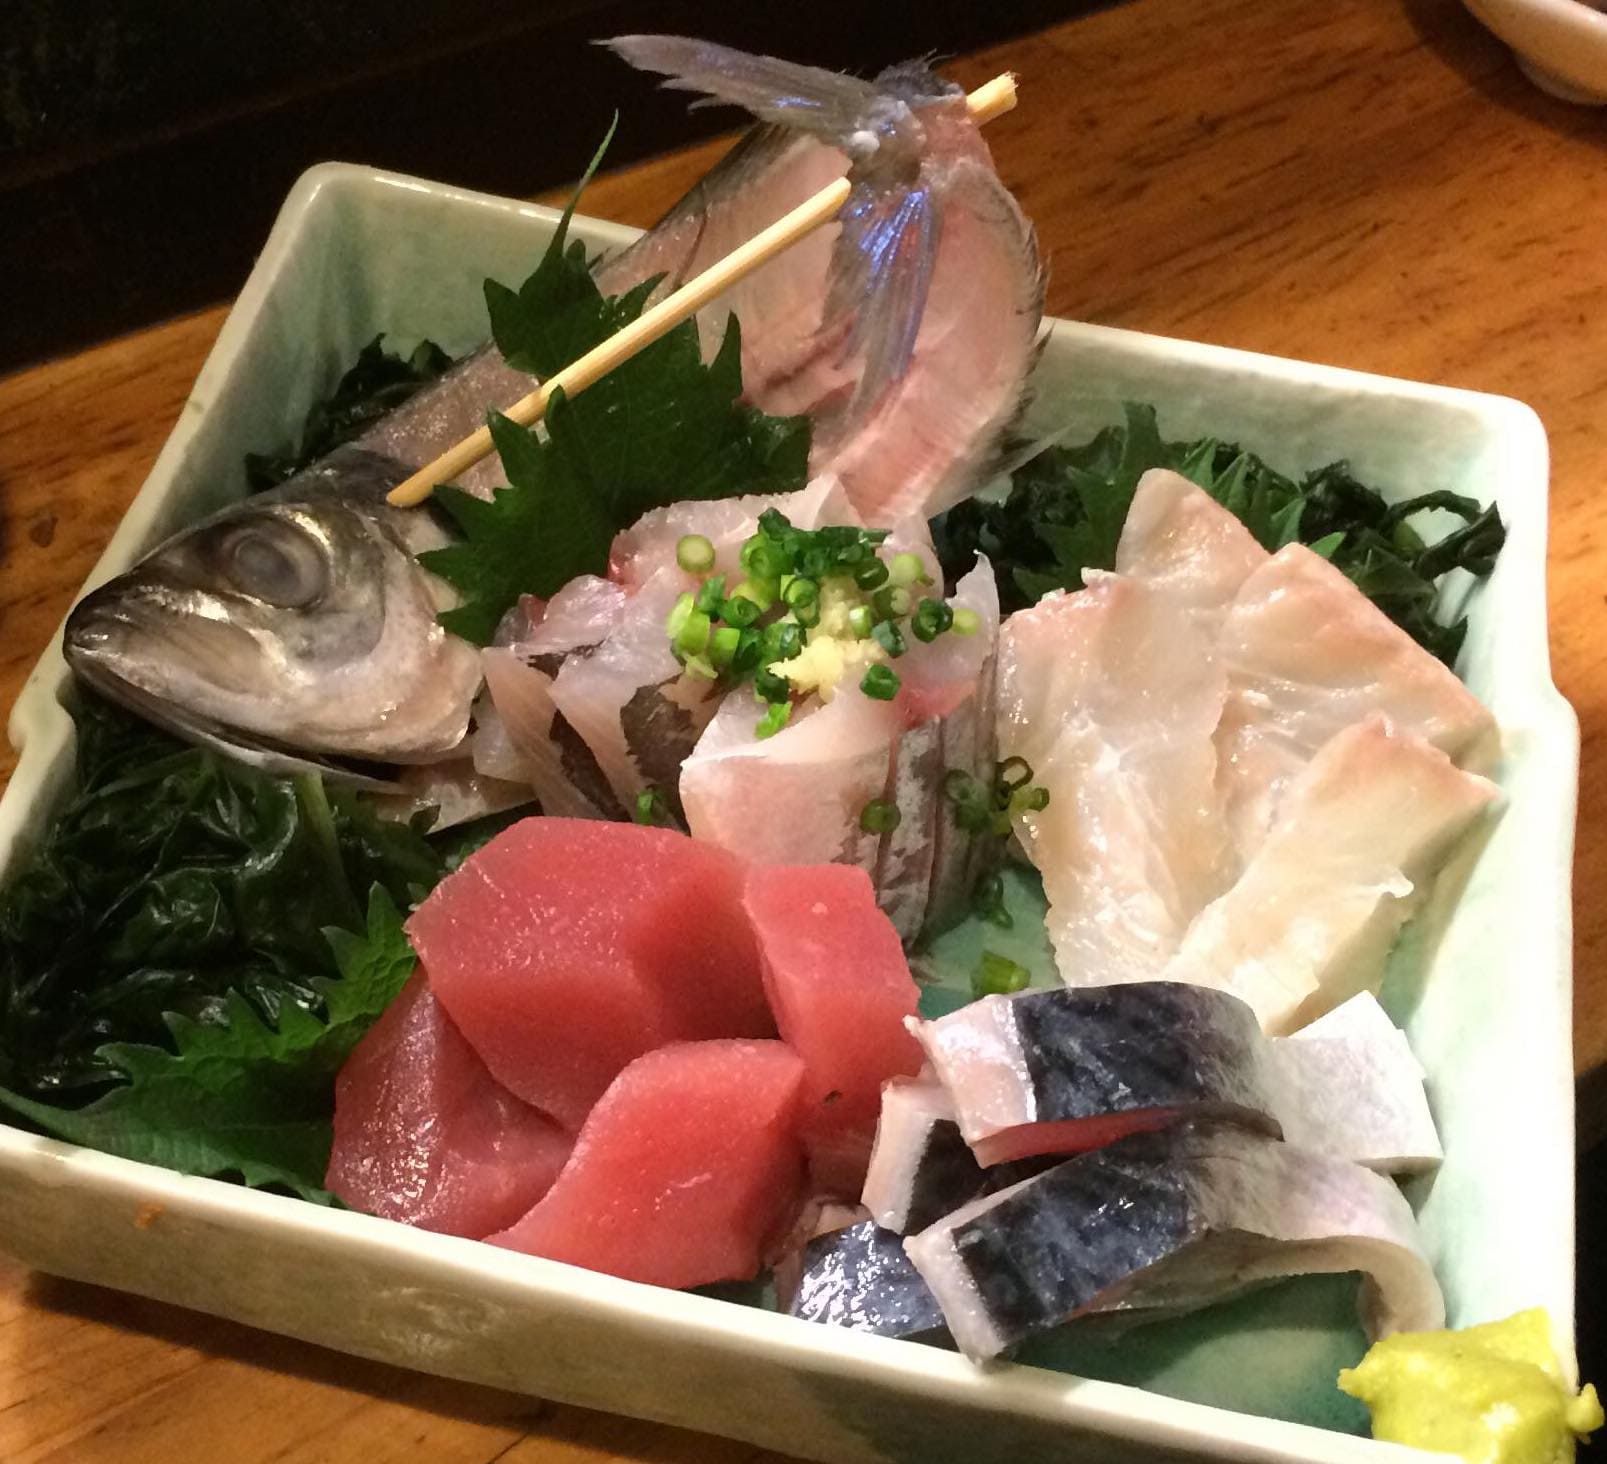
[[1, 0, 1602, 1458]]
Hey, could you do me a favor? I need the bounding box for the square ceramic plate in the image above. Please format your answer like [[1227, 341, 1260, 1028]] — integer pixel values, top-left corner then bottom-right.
[[0, 163, 1581, 1464]]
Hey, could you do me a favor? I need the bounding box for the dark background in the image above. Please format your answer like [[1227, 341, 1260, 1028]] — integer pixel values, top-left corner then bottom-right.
[[4, 0, 1091, 372], [4, 0, 1602, 1399]]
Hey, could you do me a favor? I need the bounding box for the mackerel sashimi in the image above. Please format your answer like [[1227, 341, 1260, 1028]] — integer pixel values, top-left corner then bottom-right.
[[326, 975, 572, 1238], [904, 1121, 1445, 1361], [744, 863, 924, 1194], [406, 818, 770, 1127], [789, 1218, 950, 1343], [490, 1039, 806, 1288], [907, 983, 1281, 1166]]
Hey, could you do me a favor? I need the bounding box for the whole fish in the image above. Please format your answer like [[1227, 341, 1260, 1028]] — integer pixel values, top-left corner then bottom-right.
[[64, 37, 1041, 790]]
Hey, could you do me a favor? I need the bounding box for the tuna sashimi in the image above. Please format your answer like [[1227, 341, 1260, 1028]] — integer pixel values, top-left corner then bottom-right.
[[407, 819, 771, 1127], [905, 1121, 1445, 1361], [1164, 715, 1498, 1033], [1115, 469, 1269, 625], [490, 1039, 806, 1288], [1216, 543, 1497, 855], [1274, 993, 1442, 1174], [327, 975, 572, 1238], [790, 1218, 950, 1344], [907, 984, 1282, 1167], [998, 575, 1233, 986], [744, 863, 924, 1195], [605, 38, 1043, 526]]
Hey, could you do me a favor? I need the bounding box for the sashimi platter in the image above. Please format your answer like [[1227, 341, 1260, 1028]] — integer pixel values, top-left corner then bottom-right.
[[0, 35, 1596, 1464]]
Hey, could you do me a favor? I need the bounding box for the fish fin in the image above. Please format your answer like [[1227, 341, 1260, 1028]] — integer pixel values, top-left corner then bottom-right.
[[604, 35, 880, 137]]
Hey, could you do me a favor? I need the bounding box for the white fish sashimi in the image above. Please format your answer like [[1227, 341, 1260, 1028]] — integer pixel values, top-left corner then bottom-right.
[[1217, 542, 1498, 854], [1273, 993, 1443, 1174], [1165, 714, 1498, 1033], [1114, 468, 1269, 625], [681, 679, 900, 874], [998, 575, 1233, 985]]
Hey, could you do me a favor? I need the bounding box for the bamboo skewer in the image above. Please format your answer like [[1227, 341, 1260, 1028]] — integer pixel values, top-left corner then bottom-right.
[[386, 72, 1019, 508]]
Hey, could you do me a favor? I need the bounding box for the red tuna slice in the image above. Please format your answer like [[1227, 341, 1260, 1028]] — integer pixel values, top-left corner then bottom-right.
[[490, 1039, 807, 1287], [742, 864, 925, 1196], [327, 974, 572, 1238], [407, 819, 772, 1128]]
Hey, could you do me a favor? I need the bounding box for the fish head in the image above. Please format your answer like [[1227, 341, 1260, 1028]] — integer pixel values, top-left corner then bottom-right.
[[64, 483, 483, 769]]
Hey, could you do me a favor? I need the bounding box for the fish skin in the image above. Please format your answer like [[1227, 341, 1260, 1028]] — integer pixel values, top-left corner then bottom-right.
[[904, 1120, 1444, 1362], [789, 1217, 951, 1343], [908, 984, 1283, 1168]]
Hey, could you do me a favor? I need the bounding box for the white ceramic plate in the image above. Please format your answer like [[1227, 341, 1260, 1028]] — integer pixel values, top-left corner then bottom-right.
[[0, 163, 1580, 1463]]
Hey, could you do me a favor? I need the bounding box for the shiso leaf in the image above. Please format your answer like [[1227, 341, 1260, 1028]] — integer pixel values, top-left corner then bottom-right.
[[0, 887, 415, 1202], [423, 133, 811, 646], [932, 403, 1506, 665]]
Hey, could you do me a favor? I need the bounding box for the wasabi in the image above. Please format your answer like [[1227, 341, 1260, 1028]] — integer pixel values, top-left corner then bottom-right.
[[1339, 1308, 1602, 1463]]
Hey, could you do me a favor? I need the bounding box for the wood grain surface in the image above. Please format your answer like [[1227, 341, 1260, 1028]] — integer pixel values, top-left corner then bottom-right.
[[1, 0, 1602, 1458]]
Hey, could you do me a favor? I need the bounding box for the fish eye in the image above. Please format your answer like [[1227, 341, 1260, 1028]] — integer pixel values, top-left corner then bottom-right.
[[218, 522, 329, 609]]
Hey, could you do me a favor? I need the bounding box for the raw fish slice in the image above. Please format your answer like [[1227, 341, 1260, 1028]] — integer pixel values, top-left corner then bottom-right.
[[683, 680, 901, 875], [608, 473, 856, 591], [475, 577, 631, 818], [327, 976, 571, 1238], [908, 984, 1281, 1167], [1164, 715, 1498, 1034], [862, 1076, 989, 1234], [1114, 469, 1269, 626], [1217, 543, 1497, 853], [905, 1121, 1444, 1361], [607, 38, 1044, 525], [407, 819, 771, 1127], [1272, 992, 1441, 1174], [789, 1218, 950, 1344], [744, 864, 924, 1196], [998, 576, 1233, 986], [491, 1039, 807, 1288], [548, 570, 717, 813]]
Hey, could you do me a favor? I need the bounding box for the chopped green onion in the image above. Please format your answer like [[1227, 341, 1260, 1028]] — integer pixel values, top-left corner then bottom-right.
[[1009, 785, 1051, 816], [634, 787, 672, 826], [758, 507, 793, 541], [971, 870, 1013, 928], [854, 558, 890, 590], [847, 605, 874, 640], [859, 798, 902, 834], [676, 533, 716, 574], [674, 608, 711, 656], [952, 607, 981, 637], [783, 577, 819, 613], [871, 619, 907, 658], [710, 625, 741, 670], [838, 541, 869, 566], [756, 701, 793, 739], [792, 597, 821, 629], [754, 666, 792, 704], [996, 756, 1034, 794], [695, 575, 727, 616], [665, 592, 695, 640], [721, 594, 761, 629], [730, 577, 777, 612], [762, 621, 803, 664], [889, 551, 929, 588], [860, 664, 901, 701], [682, 653, 717, 680], [972, 950, 1031, 999], [911, 598, 954, 643], [871, 586, 912, 621], [740, 533, 790, 581], [943, 769, 994, 833]]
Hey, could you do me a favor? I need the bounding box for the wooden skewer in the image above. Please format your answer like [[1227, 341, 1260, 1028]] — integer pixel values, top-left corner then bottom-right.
[[386, 72, 1019, 508]]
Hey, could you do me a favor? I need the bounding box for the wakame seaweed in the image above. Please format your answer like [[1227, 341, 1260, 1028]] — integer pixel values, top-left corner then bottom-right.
[[933, 403, 1506, 665], [244, 335, 455, 492], [0, 693, 442, 1102]]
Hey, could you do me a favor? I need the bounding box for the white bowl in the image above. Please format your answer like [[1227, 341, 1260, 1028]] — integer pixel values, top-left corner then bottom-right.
[[0, 162, 1580, 1463], [1463, 0, 1607, 103]]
